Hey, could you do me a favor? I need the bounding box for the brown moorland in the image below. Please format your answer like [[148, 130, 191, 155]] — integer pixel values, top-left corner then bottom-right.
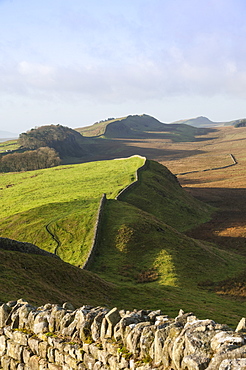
[[144, 126, 246, 298], [79, 123, 246, 299]]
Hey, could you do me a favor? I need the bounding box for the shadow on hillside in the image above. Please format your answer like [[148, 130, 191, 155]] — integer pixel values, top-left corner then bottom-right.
[[184, 187, 246, 257], [75, 138, 207, 164]]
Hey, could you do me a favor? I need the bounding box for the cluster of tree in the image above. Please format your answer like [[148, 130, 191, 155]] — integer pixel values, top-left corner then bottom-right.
[[0, 147, 61, 172], [93, 117, 115, 125], [234, 119, 246, 128], [19, 124, 76, 149], [19, 124, 86, 158]]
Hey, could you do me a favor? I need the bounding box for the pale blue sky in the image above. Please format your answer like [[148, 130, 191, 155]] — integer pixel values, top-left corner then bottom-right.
[[1, 0, 246, 134]]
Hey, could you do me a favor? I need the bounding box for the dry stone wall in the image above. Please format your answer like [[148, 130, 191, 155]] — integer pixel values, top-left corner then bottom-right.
[[0, 299, 246, 369]]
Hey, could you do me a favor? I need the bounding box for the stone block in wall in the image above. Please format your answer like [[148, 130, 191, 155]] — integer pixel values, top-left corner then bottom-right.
[[219, 358, 246, 369], [105, 308, 121, 328], [61, 317, 77, 337], [235, 317, 246, 333], [153, 327, 169, 366], [91, 311, 106, 342], [17, 363, 25, 370], [59, 311, 76, 334], [0, 334, 6, 357], [47, 336, 65, 352], [76, 363, 86, 370], [48, 363, 63, 370], [38, 340, 48, 359], [3, 326, 13, 340], [47, 347, 55, 363], [23, 346, 33, 364], [48, 306, 66, 332], [210, 330, 245, 353], [17, 304, 35, 330], [162, 322, 184, 369], [182, 354, 211, 370], [29, 355, 41, 370], [88, 342, 101, 360], [12, 330, 29, 346], [6, 340, 23, 362], [75, 347, 84, 362], [97, 348, 111, 365], [206, 344, 246, 369], [64, 353, 78, 368], [9, 357, 20, 370], [100, 317, 108, 341], [28, 336, 40, 355], [0, 304, 11, 328], [54, 348, 64, 366], [83, 352, 96, 369], [139, 324, 155, 360], [38, 358, 49, 370], [63, 342, 79, 359], [7, 305, 22, 330], [1, 354, 10, 370], [33, 311, 49, 334], [93, 360, 104, 370], [105, 308, 121, 340], [105, 341, 119, 357], [108, 354, 119, 370], [126, 322, 152, 357]]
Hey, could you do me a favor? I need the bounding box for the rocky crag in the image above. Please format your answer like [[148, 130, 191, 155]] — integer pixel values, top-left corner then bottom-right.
[[0, 299, 246, 369]]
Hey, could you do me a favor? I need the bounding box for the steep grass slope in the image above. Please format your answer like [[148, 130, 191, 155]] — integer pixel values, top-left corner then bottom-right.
[[118, 160, 212, 231], [0, 156, 145, 266], [89, 200, 246, 326]]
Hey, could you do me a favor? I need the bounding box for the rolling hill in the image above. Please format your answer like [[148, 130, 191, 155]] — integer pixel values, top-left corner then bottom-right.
[[1, 155, 246, 326], [77, 114, 212, 141]]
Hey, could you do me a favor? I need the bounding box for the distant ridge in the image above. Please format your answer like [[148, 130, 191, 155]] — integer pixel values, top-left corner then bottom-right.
[[172, 116, 246, 128], [172, 116, 224, 128], [0, 130, 18, 139]]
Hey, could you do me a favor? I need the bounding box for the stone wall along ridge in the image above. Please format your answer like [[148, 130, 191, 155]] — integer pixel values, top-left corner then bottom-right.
[[0, 299, 246, 369], [82, 193, 106, 270], [115, 155, 147, 201]]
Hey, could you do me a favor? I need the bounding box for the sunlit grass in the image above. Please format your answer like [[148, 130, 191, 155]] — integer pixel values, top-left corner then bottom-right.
[[0, 156, 145, 265]]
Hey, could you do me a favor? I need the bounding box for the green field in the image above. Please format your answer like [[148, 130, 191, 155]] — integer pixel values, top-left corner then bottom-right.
[[0, 139, 20, 153], [0, 155, 145, 265], [1, 152, 246, 327]]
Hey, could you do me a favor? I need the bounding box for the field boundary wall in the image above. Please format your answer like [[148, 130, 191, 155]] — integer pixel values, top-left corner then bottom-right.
[[82, 193, 106, 270], [115, 155, 147, 200], [176, 153, 237, 176], [0, 299, 245, 369]]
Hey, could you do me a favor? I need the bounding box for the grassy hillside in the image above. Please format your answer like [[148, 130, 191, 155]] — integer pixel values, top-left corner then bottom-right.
[[1, 152, 246, 327], [118, 160, 212, 231], [0, 248, 115, 307], [77, 114, 210, 142], [0, 139, 20, 153], [0, 156, 145, 266], [89, 200, 246, 327], [76, 117, 127, 137]]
